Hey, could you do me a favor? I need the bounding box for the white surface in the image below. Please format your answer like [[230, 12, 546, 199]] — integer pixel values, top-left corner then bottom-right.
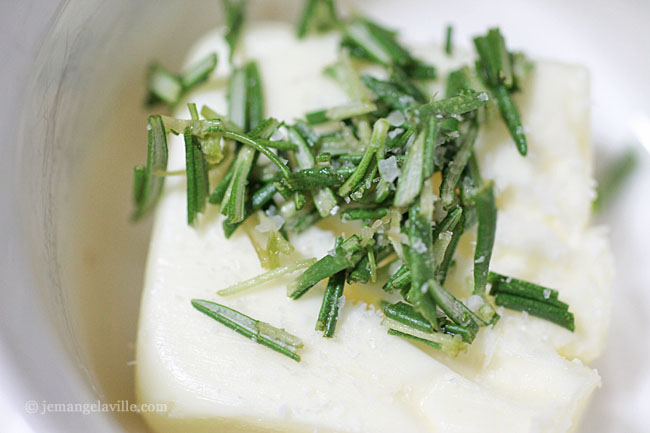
[[136, 23, 607, 433]]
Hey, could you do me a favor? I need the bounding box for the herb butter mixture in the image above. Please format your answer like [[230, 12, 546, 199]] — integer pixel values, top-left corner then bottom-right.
[[133, 1, 575, 362]]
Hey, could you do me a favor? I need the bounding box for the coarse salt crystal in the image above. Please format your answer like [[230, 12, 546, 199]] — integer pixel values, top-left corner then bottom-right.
[[378, 156, 400, 183]]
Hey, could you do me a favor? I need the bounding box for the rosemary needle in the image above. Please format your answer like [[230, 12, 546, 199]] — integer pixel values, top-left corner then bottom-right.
[[192, 299, 304, 361]]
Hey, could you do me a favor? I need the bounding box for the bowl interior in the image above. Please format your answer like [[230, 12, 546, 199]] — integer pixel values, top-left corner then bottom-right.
[[14, 1, 650, 432]]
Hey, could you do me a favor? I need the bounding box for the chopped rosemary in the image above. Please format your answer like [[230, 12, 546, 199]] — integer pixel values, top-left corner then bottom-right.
[[394, 130, 425, 208], [593, 147, 638, 212], [489, 272, 574, 331], [146, 53, 218, 108], [473, 183, 497, 295], [338, 118, 389, 197], [384, 301, 434, 333], [191, 299, 303, 361], [297, 0, 338, 38], [222, 0, 248, 62], [341, 207, 388, 221], [305, 101, 377, 125], [444, 24, 453, 55], [218, 259, 316, 296], [361, 75, 416, 111], [474, 28, 528, 155], [289, 235, 364, 299], [315, 271, 346, 337], [440, 120, 479, 209], [132, 115, 169, 220], [135, 13, 581, 359], [184, 127, 210, 225], [493, 294, 575, 331]]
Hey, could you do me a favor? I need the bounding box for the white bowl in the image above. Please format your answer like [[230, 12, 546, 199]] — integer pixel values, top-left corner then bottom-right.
[[1, 1, 649, 432]]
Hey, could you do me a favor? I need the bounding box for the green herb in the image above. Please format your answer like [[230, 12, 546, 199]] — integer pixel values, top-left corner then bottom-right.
[[384, 301, 434, 333], [473, 183, 497, 295], [283, 167, 345, 190], [218, 259, 316, 296], [593, 147, 638, 212], [394, 130, 425, 208], [382, 317, 467, 357], [227, 66, 249, 130], [416, 91, 489, 118], [387, 328, 442, 350], [342, 19, 413, 67], [223, 0, 248, 62], [348, 244, 391, 284], [489, 272, 564, 306], [493, 294, 575, 331], [132, 115, 169, 220], [426, 278, 478, 342], [297, 0, 338, 38], [136, 17, 580, 360], [440, 120, 479, 209], [405, 61, 437, 80], [209, 162, 236, 205], [341, 207, 388, 221], [191, 299, 303, 361], [324, 49, 371, 101], [221, 130, 291, 178], [422, 116, 440, 178], [305, 101, 377, 125], [338, 118, 389, 197], [146, 64, 182, 107], [288, 126, 338, 216], [383, 264, 411, 293], [474, 28, 527, 155], [315, 271, 346, 337], [404, 206, 439, 330], [361, 75, 416, 111], [289, 235, 364, 299], [445, 25, 453, 55], [146, 53, 218, 108], [184, 127, 210, 225], [225, 147, 256, 223], [489, 272, 574, 330], [390, 66, 427, 103], [222, 183, 279, 238], [434, 212, 464, 285], [181, 53, 219, 90]]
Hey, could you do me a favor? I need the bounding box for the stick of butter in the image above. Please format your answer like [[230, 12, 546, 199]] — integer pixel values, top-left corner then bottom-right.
[[136, 23, 612, 433]]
